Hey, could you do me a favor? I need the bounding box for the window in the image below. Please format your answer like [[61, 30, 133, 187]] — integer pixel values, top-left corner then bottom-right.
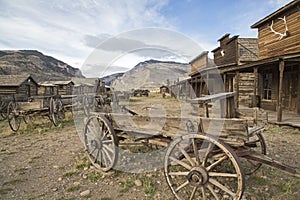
[[263, 73, 272, 100]]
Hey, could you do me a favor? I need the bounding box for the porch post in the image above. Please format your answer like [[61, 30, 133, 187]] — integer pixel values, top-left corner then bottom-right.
[[277, 60, 285, 122], [253, 67, 258, 107], [235, 72, 240, 108], [223, 73, 227, 92]]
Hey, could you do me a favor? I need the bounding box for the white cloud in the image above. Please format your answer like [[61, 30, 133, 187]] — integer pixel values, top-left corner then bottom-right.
[[0, 0, 172, 76], [268, 0, 293, 7]]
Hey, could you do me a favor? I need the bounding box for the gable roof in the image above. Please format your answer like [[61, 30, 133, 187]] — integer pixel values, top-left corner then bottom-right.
[[251, 0, 300, 28], [0, 74, 35, 86], [39, 80, 74, 85]]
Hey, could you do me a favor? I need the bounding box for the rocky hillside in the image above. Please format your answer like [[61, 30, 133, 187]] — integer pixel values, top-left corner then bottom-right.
[[100, 72, 124, 86], [112, 59, 190, 91], [0, 50, 84, 82]]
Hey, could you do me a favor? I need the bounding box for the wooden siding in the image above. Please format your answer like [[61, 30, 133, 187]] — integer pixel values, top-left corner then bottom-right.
[[257, 7, 300, 59], [237, 38, 258, 64], [213, 37, 238, 67], [236, 73, 254, 104], [190, 51, 209, 73], [16, 80, 38, 97]]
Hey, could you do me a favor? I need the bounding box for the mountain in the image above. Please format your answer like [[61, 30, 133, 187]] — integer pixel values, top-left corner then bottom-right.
[[112, 59, 190, 91], [100, 72, 124, 86], [0, 50, 84, 82]]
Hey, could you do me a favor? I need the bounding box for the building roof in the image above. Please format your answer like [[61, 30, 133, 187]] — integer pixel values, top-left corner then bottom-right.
[[251, 0, 300, 28], [189, 51, 209, 64], [40, 80, 74, 85], [71, 77, 99, 86], [0, 74, 34, 86]]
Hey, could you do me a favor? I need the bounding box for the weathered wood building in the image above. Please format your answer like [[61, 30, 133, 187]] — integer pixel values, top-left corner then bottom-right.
[[39, 80, 74, 95], [189, 51, 221, 97], [38, 83, 58, 96], [222, 0, 300, 121], [71, 77, 105, 95], [0, 74, 38, 98], [212, 34, 258, 106]]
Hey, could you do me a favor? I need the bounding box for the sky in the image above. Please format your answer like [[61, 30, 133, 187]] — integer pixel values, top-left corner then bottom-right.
[[0, 0, 293, 77]]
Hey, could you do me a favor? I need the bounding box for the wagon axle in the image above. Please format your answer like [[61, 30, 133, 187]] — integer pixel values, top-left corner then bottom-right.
[[187, 167, 209, 186]]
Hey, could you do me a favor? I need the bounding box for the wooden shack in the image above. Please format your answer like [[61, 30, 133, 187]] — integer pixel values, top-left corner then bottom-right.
[[0, 74, 38, 98], [221, 0, 300, 122], [38, 82, 58, 96], [71, 78, 102, 95], [40, 80, 74, 95], [189, 51, 224, 98]]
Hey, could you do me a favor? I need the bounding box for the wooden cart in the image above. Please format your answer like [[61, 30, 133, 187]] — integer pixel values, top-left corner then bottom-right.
[[81, 92, 300, 200], [6, 95, 64, 132]]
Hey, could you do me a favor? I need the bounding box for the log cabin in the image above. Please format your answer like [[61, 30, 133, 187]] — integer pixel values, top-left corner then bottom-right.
[[0, 74, 38, 99], [39, 80, 74, 96]]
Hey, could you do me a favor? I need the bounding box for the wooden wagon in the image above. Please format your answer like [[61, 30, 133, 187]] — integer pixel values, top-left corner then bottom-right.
[[6, 94, 64, 132], [80, 92, 300, 200]]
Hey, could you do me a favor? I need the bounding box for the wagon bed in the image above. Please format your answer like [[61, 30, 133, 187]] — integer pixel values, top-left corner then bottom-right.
[[6, 95, 64, 132]]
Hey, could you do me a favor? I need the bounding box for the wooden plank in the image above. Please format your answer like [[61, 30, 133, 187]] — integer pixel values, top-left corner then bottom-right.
[[19, 102, 42, 110], [199, 117, 248, 147]]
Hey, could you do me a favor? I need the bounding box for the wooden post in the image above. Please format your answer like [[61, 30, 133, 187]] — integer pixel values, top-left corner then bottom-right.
[[235, 72, 240, 108], [253, 67, 258, 107], [277, 60, 285, 122], [223, 73, 227, 92], [195, 76, 198, 97], [288, 79, 292, 110]]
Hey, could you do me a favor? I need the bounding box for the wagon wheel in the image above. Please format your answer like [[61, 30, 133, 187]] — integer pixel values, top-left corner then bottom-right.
[[164, 133, 245, 200], [23, 115, 32, 124], [84, 114, 118, 172], [49, 97, 64, 127], [0, 101, 7, 120], [242, 132, 266, 175], [83, 95, 93, 116], [7, 101, 21, 132]]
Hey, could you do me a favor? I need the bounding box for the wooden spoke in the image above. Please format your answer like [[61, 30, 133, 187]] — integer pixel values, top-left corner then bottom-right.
[[209, 178, 235, 197], [201, 186, 207, 200], [94, 149, 100, 163], [169, 156, 192, 170], [189, 186, 197, 200], [89, 146, 97, 156], [209, 172, 238, 178], [207, 184, 220, 200], [168, 171, 189, 176], [202, 142, 213, 166], [206, 155, 228, 171], [102, 148, 113, 164], [192, 138, 201, 165], [102, 150, 108, 167], [103, 144, 114, 154], [178, 145, 196, 167], [175, 181, 189, 192]]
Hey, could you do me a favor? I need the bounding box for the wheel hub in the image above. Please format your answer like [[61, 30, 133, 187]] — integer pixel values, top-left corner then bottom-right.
[[91, 139, 103, 150], [187, 167, 208, 186]]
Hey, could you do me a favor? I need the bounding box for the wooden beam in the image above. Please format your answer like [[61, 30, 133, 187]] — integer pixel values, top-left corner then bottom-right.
[[253, 67, 258, 106], [277, 60, 285, 122]]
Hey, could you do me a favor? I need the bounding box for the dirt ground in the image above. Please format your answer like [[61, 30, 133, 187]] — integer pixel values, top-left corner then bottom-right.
[[0, 94, 300, 200]]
